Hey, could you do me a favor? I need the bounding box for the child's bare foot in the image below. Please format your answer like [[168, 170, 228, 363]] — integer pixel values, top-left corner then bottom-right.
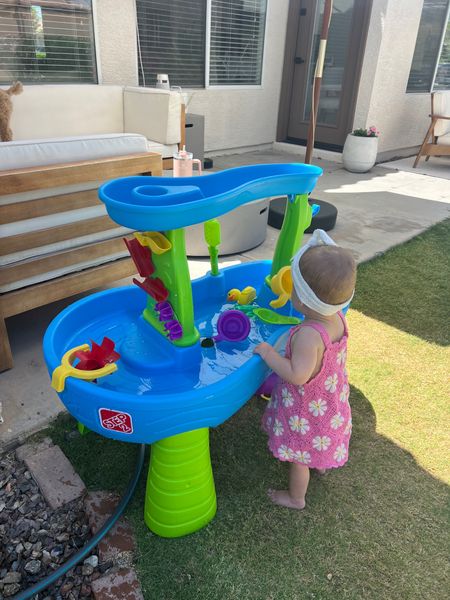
[[268, 489, 305, 510]]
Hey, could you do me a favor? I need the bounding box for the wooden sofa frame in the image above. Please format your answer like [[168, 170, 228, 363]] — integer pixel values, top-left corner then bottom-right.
[[0, 152, 163, 371]]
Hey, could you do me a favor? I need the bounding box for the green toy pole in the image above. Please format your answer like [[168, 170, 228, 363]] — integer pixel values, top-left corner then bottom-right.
[[144, 428, 217, 538], [143, 228, 199, 347], [204, 220, 221, 276], [270, 193, 312, 279]]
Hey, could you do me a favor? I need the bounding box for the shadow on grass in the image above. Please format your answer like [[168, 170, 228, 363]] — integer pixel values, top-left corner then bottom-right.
[[50, 385, 449, 600], [351, 219, 449, 346]]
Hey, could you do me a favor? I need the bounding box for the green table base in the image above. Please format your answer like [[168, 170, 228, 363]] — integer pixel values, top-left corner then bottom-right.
[[144, 428, 217, 538]]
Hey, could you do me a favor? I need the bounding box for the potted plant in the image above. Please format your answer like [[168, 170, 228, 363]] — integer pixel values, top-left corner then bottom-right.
[[342, 126, 380, 173]]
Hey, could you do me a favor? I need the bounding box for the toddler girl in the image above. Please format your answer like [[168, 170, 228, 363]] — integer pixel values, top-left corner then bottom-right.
[[254, 230, 356, 509]]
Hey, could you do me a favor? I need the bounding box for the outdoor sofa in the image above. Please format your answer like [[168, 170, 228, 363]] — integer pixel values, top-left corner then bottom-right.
[[0, 84, 184, 370]]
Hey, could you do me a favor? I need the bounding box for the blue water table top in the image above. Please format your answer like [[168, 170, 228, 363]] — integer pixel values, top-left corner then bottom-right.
[[99, 163, 322, 230]]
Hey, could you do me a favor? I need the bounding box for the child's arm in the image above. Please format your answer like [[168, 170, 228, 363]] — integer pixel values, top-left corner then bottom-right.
[[254, 328, 318, 386]]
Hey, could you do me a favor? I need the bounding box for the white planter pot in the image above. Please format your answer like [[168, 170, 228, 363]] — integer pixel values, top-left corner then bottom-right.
[[342, 134, 378, 173]]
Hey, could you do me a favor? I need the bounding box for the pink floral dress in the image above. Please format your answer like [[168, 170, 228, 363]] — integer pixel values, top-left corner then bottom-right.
[[262, 313, 352, 470]]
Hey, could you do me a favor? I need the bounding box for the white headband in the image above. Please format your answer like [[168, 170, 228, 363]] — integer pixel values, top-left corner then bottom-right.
[[291, 229, 354, 316]]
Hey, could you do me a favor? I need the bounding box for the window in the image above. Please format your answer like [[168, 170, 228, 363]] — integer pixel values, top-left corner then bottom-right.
[[0, 0, 97, 84], [209, 0, 267, 85], [136, 0, 206, 88], [136, 0, 267, 88], [435, 14, 450, 89], [407, 0, 450, 92]]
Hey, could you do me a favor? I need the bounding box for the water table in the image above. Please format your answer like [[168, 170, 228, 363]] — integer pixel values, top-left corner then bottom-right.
[[43, 163, 322, 537]]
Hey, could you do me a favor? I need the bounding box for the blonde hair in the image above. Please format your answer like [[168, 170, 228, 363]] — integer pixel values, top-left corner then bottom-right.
[[298, 245, 356, 305]]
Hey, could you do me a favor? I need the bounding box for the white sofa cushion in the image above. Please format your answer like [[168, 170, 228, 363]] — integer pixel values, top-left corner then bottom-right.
[[0, 133, 150, 170], [146, 141, 178, 158], [8, 84, 124, 140], [437, 133, 450, 146], [123, 87, 182, 145], [433, 91, 450, 137], [2, 84, 181, 157]]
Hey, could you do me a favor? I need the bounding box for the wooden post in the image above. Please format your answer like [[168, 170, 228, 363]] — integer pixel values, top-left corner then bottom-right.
[[305, 0, 333, 165], [0, 308, 13, 372], [180, 103, 186, 150]]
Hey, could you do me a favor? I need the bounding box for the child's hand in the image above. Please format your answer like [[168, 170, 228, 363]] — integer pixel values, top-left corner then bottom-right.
[[254, 342, 274, 360]]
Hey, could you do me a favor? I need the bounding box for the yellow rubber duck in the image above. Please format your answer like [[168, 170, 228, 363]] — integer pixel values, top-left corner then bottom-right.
[[227, 286, 257, 305]]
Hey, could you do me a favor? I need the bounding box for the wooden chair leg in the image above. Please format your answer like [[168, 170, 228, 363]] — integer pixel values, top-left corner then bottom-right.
[[163, 157, 173, 170], [413, 120, 435, 168], [425, 136, 438, 161], [0, 313, 13, 372], [143, 158, 163, 176], [148, 164, 163, 176]]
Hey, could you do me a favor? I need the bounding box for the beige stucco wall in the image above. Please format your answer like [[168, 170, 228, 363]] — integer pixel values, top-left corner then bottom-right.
[[186, 0, 289, 153], [94, 0, 288, 153], [354, 0, 431, 155], [93, 0, 433, 156], [93, 0, 138, 86]]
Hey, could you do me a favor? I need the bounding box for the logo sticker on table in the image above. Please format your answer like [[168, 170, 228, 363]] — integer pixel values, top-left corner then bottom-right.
[[99, 408, 133, 434]]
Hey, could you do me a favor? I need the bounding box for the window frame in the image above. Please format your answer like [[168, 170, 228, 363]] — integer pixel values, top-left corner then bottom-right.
[[136, 0, 208, 89], [407, 0, 450, 94], [0, 0, 99, 86], [204, 0, 268, 90], [135, 0, 268, 91], [431, 2, 450, 91], [91, 0, 102, 84]]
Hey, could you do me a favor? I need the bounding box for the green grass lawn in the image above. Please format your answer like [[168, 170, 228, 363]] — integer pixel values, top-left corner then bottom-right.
[[46, 220, 450, 599]]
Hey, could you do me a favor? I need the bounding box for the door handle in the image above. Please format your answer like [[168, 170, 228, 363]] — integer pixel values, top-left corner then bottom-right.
[[294, 57, 305, 64]]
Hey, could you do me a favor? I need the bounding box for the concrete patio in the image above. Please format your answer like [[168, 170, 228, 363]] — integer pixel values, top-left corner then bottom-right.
[[1, 150, 449, 449]]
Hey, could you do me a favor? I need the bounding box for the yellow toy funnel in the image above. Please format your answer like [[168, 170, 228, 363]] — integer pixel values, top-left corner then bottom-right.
[[270, 266, 293, 309], [134, 232, 172, 255], [51, 344, 118, 392]]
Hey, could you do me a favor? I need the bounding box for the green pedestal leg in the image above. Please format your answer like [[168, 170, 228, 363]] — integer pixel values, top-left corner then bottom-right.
[[144, 428, 217, 538]]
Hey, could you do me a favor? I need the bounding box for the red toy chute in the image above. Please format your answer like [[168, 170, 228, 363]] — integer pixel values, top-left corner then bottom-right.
[[133, 277, 169, 302], [124, 237, 155, 277]]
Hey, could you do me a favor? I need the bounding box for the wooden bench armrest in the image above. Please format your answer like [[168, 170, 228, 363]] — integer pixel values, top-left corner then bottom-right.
[[430, 114, 450, 120], [0, 152, 162, 195], [0, 151, 164, 371]]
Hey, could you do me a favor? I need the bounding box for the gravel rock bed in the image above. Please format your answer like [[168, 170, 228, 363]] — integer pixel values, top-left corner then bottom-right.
[[0, 451, 112, 599]]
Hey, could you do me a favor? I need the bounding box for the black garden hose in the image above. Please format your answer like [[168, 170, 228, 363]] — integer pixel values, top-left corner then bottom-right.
[[12, 444, 146, 600]]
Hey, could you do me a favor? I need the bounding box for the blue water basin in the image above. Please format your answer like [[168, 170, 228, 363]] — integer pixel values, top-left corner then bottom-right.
[[44, 262, 298, 444]]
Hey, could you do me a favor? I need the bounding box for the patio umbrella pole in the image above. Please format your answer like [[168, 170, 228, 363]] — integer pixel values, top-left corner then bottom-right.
[[305, 0, 333, 165], [268, 1, 337, 234]]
